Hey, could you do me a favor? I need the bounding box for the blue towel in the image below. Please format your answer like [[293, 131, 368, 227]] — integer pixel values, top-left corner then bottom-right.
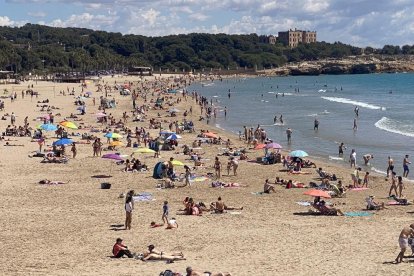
[[345, 211, 372, 217]]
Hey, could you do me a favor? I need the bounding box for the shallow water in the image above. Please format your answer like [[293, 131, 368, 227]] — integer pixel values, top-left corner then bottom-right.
[[189, 73, 414, 176]]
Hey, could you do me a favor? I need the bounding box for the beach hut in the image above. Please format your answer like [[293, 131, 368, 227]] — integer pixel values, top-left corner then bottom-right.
[[153, 162, 164, 179]]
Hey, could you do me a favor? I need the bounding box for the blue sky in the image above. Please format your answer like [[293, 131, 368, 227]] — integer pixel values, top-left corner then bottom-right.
[[1, 0, 414, 47]]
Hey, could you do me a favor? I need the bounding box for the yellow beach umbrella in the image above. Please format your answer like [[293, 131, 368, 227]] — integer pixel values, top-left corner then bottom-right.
[[60, 121, 78, 129], [133, 147, 156, 154], [171, 160, 185, 166]]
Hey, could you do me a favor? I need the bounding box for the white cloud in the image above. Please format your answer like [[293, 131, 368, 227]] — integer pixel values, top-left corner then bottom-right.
[[188, 12, 209, 21], [0, 16, 15, 26], [141, 8, 160, 26]]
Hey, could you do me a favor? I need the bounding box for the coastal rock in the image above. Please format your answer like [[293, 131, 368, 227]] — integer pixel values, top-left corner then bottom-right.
[[350, 63, 376, 74]]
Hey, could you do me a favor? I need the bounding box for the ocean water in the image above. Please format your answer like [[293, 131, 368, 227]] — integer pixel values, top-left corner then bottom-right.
[[190, 73, 414, 177]]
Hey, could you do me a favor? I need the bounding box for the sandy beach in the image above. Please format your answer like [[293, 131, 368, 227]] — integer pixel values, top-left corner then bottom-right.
[[0, 74, 413, 276]]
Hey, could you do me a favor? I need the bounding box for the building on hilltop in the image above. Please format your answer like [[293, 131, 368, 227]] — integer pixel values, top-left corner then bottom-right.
[[277, 29, 317, 48]]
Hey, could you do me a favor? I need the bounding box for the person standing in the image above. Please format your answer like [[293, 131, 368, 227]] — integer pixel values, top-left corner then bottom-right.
[[71, 143, 77, 158], [10, 112, 16, 125], [124, 195, 134, 230], [353, 118, 358, 130], [338, 142, 346, 156], [398, 176, 405, 198], [314, 118, 319, 130], [214, 156, 222, 179], [286, 128, 292, 143], [387, 156, 394, 178], [349, 149, 356, 168], [354, 106, 359, 117], [162, 201, 169, 224], [389, 172, 398, 197], [184, 165, 191, 187], [403, 155, 411, 178]]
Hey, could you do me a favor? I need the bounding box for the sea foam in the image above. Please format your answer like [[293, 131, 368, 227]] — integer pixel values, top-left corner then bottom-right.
[[321, 96, 385, 110], [374, 117, 414, 137]]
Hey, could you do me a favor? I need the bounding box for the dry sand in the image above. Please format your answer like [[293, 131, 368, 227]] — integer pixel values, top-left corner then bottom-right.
[[0, 75, 413, 276]]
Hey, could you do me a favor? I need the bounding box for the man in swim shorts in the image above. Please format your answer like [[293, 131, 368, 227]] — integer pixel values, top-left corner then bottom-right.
[[396, 224, 414, 263], [403, 155, 411, 178], [387, 156, 394, 178]]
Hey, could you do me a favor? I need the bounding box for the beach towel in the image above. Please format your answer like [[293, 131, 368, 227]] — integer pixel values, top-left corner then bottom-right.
[[133, 193, 154, 202], [296, 201, 311, 206], [344, 211, 373, 217], [350, 187, 370, 191], [387, 201, 411, 206]]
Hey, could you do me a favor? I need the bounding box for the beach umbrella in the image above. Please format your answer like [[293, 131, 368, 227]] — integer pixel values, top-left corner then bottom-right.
[[203, 132, 218, 139], [254, 144, 266, 150], [133, 147, 155, 154], [60, 121, 78, 129], [303, 189, 331, 198], [160, 130, 176, 135], [95, 112, 107, 117], [110, 141, 124, 147], [289, 150, 309, 158], [102, 153, 123, 161], [166, 134, 182, 140], [53, 138, 74, 146], [38, 123, 58, 131], [266, 142, 283, 149], [168, 108, 180, 113], [171, 160, 185, 166], [104, 132, 123, 139]]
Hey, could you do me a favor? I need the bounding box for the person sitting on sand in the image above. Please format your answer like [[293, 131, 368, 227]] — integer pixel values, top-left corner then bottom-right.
[[141, 245, 185, 262], [210, 197, 243, 213], [166, 218, 178, 229], [264, 179, 277, 193], [185, 266, 232, 276], [313, 199, 344, 216], [112, 238, 134, 258], [395, 224, 414, 263], [365, 195, 385, 210]]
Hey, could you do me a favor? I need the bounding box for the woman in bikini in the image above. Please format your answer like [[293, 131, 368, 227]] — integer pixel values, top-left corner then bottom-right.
[[214, 156, 221, 179]]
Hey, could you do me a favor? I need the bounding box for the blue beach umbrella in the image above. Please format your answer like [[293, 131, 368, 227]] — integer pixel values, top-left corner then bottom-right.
[[38, 123, 58, 131], [53, 138, 74, 146], [166, 134, 182, 140], [159, 130, 175, 135], [289, 150, 309, 158]]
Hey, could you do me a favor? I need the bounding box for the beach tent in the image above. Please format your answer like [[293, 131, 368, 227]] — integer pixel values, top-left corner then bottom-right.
[[153, 162, 164, 179]]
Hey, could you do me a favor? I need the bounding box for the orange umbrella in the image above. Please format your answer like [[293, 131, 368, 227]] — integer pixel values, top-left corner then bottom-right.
[[254, 144, 266, 150], [204, 132, 218, 138], [303, 189, 331, 198]]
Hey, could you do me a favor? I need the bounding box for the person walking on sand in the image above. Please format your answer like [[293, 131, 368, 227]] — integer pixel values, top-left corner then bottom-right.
[[214, 156, 222, 179], [403, 155, 411, 178], [389, 172, 398, 197], [395, 224, 414, 264], [184, 165, 191, 187]]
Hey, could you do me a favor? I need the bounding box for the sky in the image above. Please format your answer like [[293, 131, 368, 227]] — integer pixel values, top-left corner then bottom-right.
[[0, 0, 414, 47]]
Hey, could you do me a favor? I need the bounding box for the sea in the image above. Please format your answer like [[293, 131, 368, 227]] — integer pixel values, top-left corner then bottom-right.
[[188, 73, 414, 177]]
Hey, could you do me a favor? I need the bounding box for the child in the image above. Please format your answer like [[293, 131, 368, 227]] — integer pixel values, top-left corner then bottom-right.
[[398, 176, 405, 198], [162, 201, 169, 224], [363, 172, 370, 188]]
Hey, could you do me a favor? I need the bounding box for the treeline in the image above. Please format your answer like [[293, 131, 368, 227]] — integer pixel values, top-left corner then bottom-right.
[[0, 23, 410, 74]]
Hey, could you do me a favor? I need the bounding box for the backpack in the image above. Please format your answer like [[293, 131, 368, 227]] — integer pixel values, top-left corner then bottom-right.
[[160, 270, 181, 276]]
